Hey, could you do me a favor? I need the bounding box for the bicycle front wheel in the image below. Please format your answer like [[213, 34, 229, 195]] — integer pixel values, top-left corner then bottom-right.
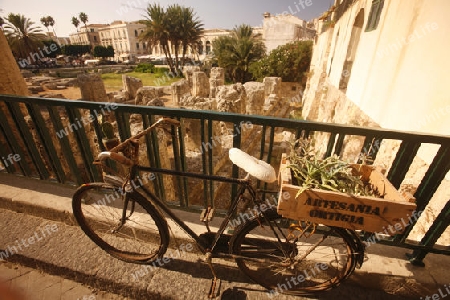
[[230, 209, 358, 295], [72, 182, 169, 264]]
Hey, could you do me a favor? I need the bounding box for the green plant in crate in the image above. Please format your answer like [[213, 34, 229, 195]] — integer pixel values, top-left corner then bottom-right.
[[287, 139, 378, 197]]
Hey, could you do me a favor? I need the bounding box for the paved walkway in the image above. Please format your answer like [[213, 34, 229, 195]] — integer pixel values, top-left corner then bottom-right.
[[0, 172, 449, 299], [0, 261, 127, 300]]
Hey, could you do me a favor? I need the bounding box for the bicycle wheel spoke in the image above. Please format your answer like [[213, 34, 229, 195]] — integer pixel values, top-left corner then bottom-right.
[[73, 183, 169, 263], [231, 209, 357, 295]]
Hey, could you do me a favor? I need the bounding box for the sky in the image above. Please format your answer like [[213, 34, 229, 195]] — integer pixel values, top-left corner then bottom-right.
[[1, 0, 332, 37]]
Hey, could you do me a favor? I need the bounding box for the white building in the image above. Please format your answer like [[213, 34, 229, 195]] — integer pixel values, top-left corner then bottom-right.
[[69, 24, 105, 47], [262, 12, 316, 53], [98, 21, 147, 61]]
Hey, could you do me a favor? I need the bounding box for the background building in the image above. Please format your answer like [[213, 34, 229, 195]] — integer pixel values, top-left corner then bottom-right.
[[262, 12, 316, 53], [69, 24, 105, 47], [98, 21, 146, 61]]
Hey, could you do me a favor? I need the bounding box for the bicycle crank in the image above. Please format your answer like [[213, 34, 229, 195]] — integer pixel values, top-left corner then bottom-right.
[[205, 252, 221, 298]]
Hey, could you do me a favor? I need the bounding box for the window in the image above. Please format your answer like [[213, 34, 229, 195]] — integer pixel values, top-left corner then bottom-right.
[[136, 42, 140, 50], [135, 30, 138, 37], [93, 36, 97, 42], [365, 0, 384, 31]]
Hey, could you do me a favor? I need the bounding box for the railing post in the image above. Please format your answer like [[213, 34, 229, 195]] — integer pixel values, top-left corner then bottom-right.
[[406, 200, 450, 266]]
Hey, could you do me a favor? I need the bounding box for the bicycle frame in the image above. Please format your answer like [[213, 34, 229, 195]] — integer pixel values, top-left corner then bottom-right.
[[122, 163, 260, 254]]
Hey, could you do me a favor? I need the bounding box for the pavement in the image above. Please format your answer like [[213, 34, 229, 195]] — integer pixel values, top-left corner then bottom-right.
[[0, 172, 449, 300]]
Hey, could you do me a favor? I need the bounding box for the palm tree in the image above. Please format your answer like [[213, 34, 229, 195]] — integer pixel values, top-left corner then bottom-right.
[[175, 6, 203, 67], [140, 4, 174, 72], [47, 16, 56, 37], [3, 13, 46, 59], [71, 16, 80, 32], [78, 12, 88, 32], [141, 4, 203, 74], [40, 16, 50, 33], [212, 24, 265, 83]]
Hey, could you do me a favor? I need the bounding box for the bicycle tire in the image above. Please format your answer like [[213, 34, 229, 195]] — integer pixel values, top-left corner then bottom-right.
[[72, 182, 169, 264], [230, 208, 359, 295]]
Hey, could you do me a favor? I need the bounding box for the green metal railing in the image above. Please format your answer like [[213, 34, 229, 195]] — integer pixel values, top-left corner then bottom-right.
[[0, 94, 449, 264]]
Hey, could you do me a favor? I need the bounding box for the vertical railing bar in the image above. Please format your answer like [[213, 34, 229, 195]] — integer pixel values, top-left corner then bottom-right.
[[48, 106, 83, 185], [413, 144, 450, 213], [142, 114, 159, 198], [208, 119, 214, 207], [324, 132, 337, 158], [114, 110, 129, 142], [200, 118, 208, 208], [3, 102, 44, 178], [149, 114, 166, 202], [406, 200, 450, 266], [231, 120, 242, 206], [171, 121, 184, 207], [66, 107, 99, 182], [257, 125, 268, 190], [26, 103, 66, 183], [0, 130, 18, 174], [177, 118, 189, 207], [387, 140, 421, 189], [358, 135, 374, 164], [0, 108, 32, 177], [334, 133, 345, 157]]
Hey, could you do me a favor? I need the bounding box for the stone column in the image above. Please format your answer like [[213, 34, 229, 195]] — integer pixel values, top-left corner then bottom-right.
[[171, 79, 190, 105], [192, 71, 210, 98], [243, 82, 265, 115], [77, 73, 108, 102], [182, 65, 201, 87], [209, 67, 225, 98], [122, 75, 143, 100], [263, 77, 282, 99]]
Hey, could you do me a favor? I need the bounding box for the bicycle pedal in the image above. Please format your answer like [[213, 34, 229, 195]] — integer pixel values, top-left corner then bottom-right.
[[200, 208, 215, 222], [207, 277, 221, 299]]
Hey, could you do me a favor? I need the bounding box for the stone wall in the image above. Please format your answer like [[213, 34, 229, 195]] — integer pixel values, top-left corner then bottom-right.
[[301, 19, 450, 245]]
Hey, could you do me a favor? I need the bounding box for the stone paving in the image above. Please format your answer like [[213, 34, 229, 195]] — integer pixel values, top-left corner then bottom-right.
[[0, 261, 127, 300]]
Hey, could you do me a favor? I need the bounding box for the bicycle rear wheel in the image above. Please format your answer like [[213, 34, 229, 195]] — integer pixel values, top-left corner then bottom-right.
[[230, 209, 358, 295], [72, 182, 169, 264]]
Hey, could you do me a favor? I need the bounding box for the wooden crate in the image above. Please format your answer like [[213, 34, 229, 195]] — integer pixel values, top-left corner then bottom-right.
[[277, 154, 417, 234]]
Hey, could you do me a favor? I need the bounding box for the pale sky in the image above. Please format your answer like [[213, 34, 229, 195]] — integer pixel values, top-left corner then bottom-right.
[[1, 0, 332, 36]]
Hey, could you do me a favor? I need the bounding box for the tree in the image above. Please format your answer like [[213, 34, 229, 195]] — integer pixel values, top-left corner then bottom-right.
[[106, 45, 114, 58], [79, 12, 88, 32], [71, 16, 80, 32], [141, 4, 174, 73], [140, 3, 203, 74], [61, 44, 91, 56], [40, 16, 56, 37], [3, 13, 46, 59], [250, 41, 313, 84], [93, 45, 114, 59], [173, 5, 203, 67], [47, 16, 56, 37], [40, 16, 50, 32], [212, 24, 265, 83]]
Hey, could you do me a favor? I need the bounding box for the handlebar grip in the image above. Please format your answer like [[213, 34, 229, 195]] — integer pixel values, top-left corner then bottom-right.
[[97, 151, 134, 167]]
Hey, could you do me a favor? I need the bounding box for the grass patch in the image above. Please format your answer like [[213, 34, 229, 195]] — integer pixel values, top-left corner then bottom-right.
[[101, 71, 181, 89]]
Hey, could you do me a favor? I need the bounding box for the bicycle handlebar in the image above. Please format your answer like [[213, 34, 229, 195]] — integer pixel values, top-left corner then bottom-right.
[[96, 117, 180, 165]]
